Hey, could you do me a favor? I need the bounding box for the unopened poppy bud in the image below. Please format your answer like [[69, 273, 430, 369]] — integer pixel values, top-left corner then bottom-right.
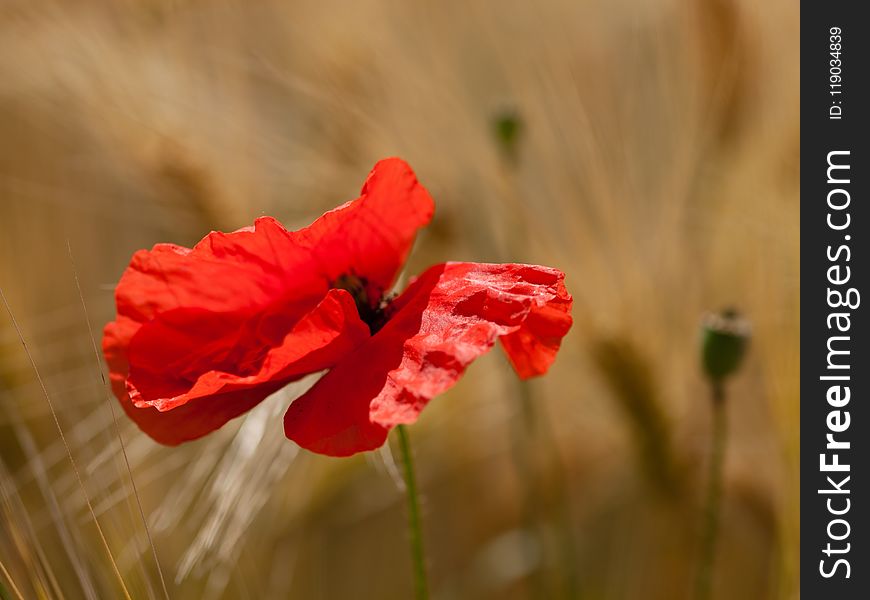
[[701, 309, 750, 384], [492, 109, 522, 163]]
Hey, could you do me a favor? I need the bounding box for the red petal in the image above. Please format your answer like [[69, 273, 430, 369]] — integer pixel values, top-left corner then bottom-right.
[[299, 157, 435, 302], [283, 262, 572, 456], [103, 157, 431, 443], [113, 157, 432, 326], [103, 290, 369, 444], [498, 269, 574, 378]]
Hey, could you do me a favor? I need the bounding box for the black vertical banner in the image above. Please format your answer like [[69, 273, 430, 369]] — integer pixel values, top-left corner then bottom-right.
[[802, 3, 870, 597]]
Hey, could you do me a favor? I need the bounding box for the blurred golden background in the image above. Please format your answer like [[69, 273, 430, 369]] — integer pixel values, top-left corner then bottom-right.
[[0, 0, 798, 598]]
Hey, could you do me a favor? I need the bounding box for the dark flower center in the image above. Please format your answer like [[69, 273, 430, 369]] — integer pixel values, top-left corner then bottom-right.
[[332, 273, 392, 334]]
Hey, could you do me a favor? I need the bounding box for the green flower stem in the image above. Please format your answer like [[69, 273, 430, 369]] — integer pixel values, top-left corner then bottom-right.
[[513, 379, 580, 599], [696, 382, 727, 600], [396, 425, 429, 600], [510, 381, 551, 598]]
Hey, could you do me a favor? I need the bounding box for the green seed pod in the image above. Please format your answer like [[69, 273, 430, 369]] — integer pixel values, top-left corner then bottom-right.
[[701, 309, 750, 384]]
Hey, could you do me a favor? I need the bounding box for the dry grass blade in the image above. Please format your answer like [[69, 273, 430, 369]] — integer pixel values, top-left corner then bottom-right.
[[174, 391, 300, 595], [0, 286, 133, 600], [0, 556, 26, 600], [4, 398, 95, 599], [0, 456, 65, 600], [66, 241, 171, 600]]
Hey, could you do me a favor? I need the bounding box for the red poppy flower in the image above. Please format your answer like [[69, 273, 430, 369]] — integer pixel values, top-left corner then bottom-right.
[[103, 158, 572, 456]]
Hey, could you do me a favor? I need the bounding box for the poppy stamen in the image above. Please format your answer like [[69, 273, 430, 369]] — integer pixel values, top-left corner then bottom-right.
[[333, 273, 390, 334]]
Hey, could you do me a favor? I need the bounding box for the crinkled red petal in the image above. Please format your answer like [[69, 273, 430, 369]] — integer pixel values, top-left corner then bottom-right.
[[283, 262, 573, 456], [102, 157, 431, 443]]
